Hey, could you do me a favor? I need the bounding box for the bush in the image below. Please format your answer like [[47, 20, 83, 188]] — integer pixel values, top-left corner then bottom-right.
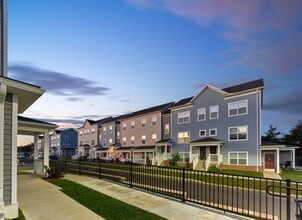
[[171, 153, 180, 166], [44, 162, 65, 179], [207, 165, 220, 173]]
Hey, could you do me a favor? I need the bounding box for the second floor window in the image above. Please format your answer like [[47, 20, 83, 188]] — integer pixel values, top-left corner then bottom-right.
[[199, 130, 206, 137], [103, 127, 107, 135], [122, 137, 126, 145], [209, 128, 217, 136], [210, 105, 219, 119], [229, 126, 248, 141], [178, 111, 190, 124], [109, 126, 113, 133], [141, 135, 146, 144], [109, 139, 113, 145], [79, 131, 83, 136], [91, 128, 95, 134], [131, 136, 135, 145], [122, 123, 126, 131], [151, 134, 157, 143], [177, 131, 190, 143], [91, 140, 95, 146]]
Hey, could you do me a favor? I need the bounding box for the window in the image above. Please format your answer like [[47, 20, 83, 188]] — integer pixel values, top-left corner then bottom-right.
[[209, 128, 217, 136], [177, 132, 190, 143], [131, 121, 135, 129], [152, 134, 157, 143], [103, 127, 107, 135], [165, 124, 170, 134], [91, 128, 95, 134], [210, 105, 219, 119], [122, 137, 126, 145], [229, 152, 248, 165], [228, 100, 248, 116], [65, 136, 69, 141], [178, 111, 190, 124], [109, 126, 112, 133], [197, 108, 206, 121], [141, 135, 146, 144], [141, 119, 146, 128], [80, 141, 83, 145], [79, 131, 83, 136], [103, 139, 106, 147], [131, 136, 135, 145], [199, 130, 206, 137], [87, 129, 90, 135], [109, 139, 113, 145], [178, 152, 190, 163], [91, 140, 95, 146], [229, 126, 248, 141], [151, 116, 157, 127], [122, 123, 126, 131], [117, 131, 120, 137]]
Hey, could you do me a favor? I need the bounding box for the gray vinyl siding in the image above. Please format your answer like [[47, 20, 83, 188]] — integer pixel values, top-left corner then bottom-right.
[[3, 93, 12, 205], [100, 121, 116, 147], [172, 88, 260, 166]]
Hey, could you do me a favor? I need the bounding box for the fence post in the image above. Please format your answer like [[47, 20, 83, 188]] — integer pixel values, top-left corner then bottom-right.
[[130, 161, 133, 188], [99, 159, 102, 179], [182, 168, 185, 202], [79, 158, 82, 175], [286, 179, 291, 220]]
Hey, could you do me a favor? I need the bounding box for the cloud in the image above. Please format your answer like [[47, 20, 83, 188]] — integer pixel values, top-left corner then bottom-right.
[[125, 0, 302, 75], [8, 63, 110, 101]]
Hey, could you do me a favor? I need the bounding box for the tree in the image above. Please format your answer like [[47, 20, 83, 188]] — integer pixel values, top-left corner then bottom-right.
[[282, 120, 302, 165], [262, 124, 281, 143]]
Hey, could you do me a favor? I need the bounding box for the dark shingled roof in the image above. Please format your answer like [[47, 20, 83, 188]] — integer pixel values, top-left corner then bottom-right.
[[172, 96, 194, 108], [115, 146, 135, 151], [222, 79, 264, 93], [0, 76, 41, 89], [190, 137, 222, 143], [156, 139, 172, 144], [133, 145, 155, 150], [123, 102, 174, 119], [18, 116, 57, 126]]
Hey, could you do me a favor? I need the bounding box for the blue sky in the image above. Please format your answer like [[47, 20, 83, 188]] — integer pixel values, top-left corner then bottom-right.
[[8, 0, 302, 145]]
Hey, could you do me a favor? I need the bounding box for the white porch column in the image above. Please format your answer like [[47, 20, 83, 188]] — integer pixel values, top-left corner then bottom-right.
[[276, 148, 280, 173], [34, 135, 39, 159], [189, 145, 192, 162], [292, 149, 296, 169], [217, 144, 221, 163], [144, 152, 147, 164], [43, 130, 50, 172], [11, 94, 18, 205]]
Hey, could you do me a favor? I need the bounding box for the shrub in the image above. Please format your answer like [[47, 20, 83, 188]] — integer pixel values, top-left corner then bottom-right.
[[171, 153, 180, 166], [207, 165, 220, 173], [44, 162, 65, 179]]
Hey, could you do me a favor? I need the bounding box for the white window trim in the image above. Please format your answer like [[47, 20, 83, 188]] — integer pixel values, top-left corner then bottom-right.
[[209, 105, 219, 119], [177, 110, 190, 124], [199, 129, 206, 137], [228, 126, 248, 141], [165, 124, 170, 134], [177, 131, 190, 144], [151, 116, 157, 127], [141, 135, 146, 144], [141, 119, 146, 128], [197, 107, 206, 121], [209, 128, 217, 137], [228, 100, 248, 117], [228, 151, 248, 165]]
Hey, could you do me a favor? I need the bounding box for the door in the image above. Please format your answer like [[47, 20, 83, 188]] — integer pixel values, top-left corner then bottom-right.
[[199, 147, 206, 160], [265, 153, 275, 169]]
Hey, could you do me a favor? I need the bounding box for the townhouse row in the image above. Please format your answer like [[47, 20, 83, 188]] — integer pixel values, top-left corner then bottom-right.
[[72, 78, 296, 172]]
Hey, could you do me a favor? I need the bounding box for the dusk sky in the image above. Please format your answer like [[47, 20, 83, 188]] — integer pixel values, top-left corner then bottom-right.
[[8, 0, 302, 145]]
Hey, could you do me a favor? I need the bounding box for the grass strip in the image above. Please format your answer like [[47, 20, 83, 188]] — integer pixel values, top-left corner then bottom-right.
[[50, 179, 166, 220]]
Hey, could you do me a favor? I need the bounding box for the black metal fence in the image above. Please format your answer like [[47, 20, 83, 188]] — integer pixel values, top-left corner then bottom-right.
[[53, 159, 302, 220]]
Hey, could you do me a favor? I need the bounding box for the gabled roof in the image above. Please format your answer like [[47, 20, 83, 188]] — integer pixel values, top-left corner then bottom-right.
[[190, 137, 222, 143], [222, 79, 264, 93], [18, 116, 57, 127], [190, 84, 228, 104], [123, 102, 174, 119]]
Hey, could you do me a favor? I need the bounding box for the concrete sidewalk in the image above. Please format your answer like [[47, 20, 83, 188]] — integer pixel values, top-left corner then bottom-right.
[[18, 173, 248, 220], [18, 174, 103, 220]]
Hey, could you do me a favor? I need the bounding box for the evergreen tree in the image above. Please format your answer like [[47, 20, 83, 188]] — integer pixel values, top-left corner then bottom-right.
[[262, 124, 281, 143]]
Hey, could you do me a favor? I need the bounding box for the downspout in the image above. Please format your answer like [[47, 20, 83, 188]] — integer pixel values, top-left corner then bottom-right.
[[0, 83, 7, 218]]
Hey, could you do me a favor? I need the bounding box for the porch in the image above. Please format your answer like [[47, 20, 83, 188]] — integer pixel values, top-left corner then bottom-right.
[[115, 146, 134, 162], [260, 143, 298, 173], [154, 139, 172, 166], [95, 145, 115, 161], [190, 138, 223, 171], [132, 145, 155, 165]]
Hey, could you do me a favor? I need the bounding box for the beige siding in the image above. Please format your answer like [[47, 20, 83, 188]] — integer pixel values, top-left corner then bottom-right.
[[3, 93, 12, 205]]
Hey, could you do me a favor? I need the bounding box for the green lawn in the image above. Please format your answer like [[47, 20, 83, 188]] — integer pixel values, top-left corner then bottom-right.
[[280, 170, 302, 181], [219, 169, 263, 178], [50, 179, 166, 220]]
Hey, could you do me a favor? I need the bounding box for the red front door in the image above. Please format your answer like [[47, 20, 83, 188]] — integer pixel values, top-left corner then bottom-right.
[[265, 154, 275, 169]]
